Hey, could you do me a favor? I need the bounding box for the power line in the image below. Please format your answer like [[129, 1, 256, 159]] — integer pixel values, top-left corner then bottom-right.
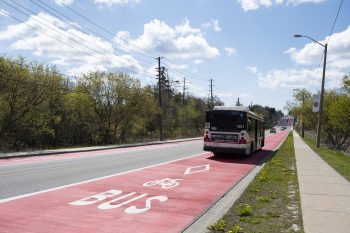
[[0, 75, 79, 93], [57, 0, 215, 87], [0, 2, 155, 79], [57, 0, 159, 59], [29, 0, 155, 66], [163, 58, 209, 82], [4, 0, 156, 78], [327, 0, 344, 44], [2, 0, 224, 92], [58, 0, 213, 85], [310, 53, 324, 93], [215, 82, 232, 94], [308, 0, 343, 93]]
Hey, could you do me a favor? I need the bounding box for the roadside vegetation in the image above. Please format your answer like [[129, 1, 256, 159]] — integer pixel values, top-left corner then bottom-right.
[[249, 105, 284, 129], [286, 73, 350, 181], [0, 56, 286, 152], [207, 133, 304, 233], [286, 73, 350, 151], [0, 56, 216, 151]]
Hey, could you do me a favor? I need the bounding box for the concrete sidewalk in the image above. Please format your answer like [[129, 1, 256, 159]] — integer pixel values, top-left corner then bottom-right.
[[293, 131, 350, 233]]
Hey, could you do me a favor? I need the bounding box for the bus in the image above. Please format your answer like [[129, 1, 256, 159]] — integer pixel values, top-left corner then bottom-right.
[[203, 106, 265, 156]]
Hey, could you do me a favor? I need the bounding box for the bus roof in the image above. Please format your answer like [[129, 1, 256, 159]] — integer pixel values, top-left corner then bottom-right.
[[212, 106, 264, 121]]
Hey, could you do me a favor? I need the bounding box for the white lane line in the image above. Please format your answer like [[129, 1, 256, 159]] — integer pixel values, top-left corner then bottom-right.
[[0, 152, 209, 204], [0, 140, 202, 167]]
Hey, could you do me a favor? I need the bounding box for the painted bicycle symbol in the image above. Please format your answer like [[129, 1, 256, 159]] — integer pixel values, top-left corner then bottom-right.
[[143, 178, 182, 189]]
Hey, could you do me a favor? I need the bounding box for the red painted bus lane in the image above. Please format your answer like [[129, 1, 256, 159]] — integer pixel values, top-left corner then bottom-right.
[[0, 130, 289, 233]]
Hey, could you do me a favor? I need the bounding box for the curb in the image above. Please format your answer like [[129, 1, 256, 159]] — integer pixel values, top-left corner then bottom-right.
[[182, 131, 290, 233], [0, 137, 202, 159]]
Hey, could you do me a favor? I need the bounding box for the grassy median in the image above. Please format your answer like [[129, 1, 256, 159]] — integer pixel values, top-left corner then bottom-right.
[[207, 133, 304, 233], [302, 136, 350, 182]]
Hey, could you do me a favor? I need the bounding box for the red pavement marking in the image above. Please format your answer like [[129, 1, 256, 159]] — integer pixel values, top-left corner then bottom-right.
[[0, 140, 202, 167], [0, 131, 289, 233]]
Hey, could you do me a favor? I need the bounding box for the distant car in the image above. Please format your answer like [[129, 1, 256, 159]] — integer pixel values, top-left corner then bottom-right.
[[281, 126, 287, 131], [270, 128, 277, 133]]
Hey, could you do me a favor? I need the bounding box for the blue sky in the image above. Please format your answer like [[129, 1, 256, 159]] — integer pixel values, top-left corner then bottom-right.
[[0, 0, 349, 113]]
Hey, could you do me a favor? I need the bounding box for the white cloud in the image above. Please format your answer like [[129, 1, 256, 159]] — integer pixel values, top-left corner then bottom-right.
[[237, 0, 272, 11], [283, 47, 296, 55], [237, 0, 325, 11], [246, 66, 258, 74], [194, 59, 203, 65], [94, 0, 140, 7], [0, 9, 9, 17], [286, 26, 350, 69], [54, 0, 74, 6], [0, 12, 142, 76], [168, 63, 189, 70], [201, 19, 222, 32], [258, 67, 345, 90], [225, 47, 237, 56], [211, 20, 222, 32], [286, 0, 325, 6], [118, 19, 219, 60], [259, 25, 350, 90]]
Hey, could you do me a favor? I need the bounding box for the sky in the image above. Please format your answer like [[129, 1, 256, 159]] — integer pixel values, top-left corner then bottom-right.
[[0, 0, 349, 113]]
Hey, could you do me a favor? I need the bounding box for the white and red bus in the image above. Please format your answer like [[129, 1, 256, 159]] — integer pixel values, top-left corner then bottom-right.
[[203, 106, 265, 156]]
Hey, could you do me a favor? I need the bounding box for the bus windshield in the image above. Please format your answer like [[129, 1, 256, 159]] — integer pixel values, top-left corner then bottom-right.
[[206, 110, 246, 132]]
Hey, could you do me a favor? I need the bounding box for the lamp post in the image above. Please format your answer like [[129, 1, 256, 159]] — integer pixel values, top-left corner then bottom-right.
[[294, 34, 327, 148]]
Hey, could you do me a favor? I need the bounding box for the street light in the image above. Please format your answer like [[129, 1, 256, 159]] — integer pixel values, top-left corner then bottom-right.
[[294, 34, 327, 148]]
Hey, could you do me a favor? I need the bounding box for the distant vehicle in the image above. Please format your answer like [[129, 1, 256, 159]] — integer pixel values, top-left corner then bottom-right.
[[270, 128, 277, 133], [203, 106, 265, 156], [280, 126, 287, 130]]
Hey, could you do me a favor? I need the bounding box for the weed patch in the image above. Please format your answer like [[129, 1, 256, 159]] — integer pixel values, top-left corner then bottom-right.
[[208, 133, 304, 233]]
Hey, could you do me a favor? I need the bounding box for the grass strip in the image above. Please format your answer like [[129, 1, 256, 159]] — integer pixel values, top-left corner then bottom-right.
[[207, 133, 304, 233], [302, 136, 350, 181]]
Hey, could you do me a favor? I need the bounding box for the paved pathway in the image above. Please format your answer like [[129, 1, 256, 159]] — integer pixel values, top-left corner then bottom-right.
[[293, 131, 350, 233]]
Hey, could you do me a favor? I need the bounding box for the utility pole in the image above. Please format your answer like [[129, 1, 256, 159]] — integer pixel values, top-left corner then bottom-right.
[[166, 70, 171, 106], [301, 93, 305, 138], [236, 97, 241, 106], [157, 57, 164, 141], [210, 79, 213, 109], [293, 34, 327, 148], [316, 43, 327, 148], [182, 77, 186, 105]]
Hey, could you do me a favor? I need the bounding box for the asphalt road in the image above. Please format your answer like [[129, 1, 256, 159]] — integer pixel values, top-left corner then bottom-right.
[[0, 141, 203, 199], [0, 129, 290, 233], [0, 128, 286, 200]]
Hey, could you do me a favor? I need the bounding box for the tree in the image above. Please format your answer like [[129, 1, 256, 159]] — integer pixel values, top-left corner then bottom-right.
[[285, 88, 316, 132], [323, 90, 350, 150], [78, 72, 157, 144], [250, 104, 283, 129], [64, 87, 95, 145], [0, 56, 65, 150], [343, 73, 350, 94]]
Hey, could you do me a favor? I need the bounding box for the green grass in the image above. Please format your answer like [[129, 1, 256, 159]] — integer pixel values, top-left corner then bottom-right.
[[208, 133, 304, 233], [302, 136, 350, 181]]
